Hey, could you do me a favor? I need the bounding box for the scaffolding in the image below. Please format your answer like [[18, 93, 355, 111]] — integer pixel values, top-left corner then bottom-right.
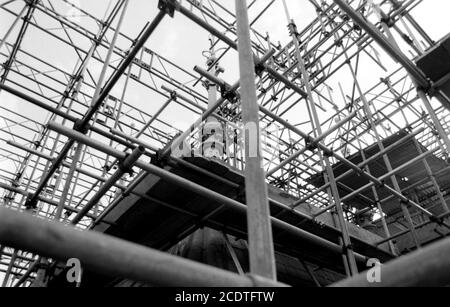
[[0, 0, 449, 287]]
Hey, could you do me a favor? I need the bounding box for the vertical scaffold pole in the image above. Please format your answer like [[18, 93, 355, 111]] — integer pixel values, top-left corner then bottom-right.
[[282, 0, 358, 275], [235, 0, 277, 280]]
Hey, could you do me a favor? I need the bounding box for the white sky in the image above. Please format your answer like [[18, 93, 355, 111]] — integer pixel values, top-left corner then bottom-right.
[[0, 0, 448, 186], [0, 0, 449, 127], [0, 0, 449, 207]]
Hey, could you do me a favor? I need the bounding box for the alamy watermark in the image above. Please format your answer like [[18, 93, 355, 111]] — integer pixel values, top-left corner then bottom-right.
[[62, 0, 82, 24], [66, 258, 82, 284], [64, 257, 384, 284], [366, 258, 382, 283], [170, 119, 282, 168]]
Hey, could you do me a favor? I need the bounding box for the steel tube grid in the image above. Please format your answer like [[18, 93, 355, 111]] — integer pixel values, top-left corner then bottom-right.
[[47, 120, 371, 264], [0, 0, 449, 287]]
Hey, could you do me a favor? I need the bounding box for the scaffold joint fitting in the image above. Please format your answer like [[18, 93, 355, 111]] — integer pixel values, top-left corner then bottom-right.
[[430, 215, 444, 226], [158, 0, 176, 18], [25, 194, 38, 210], [73, 119, 90, 135]]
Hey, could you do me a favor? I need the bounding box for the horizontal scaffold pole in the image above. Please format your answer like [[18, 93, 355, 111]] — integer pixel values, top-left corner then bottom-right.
[[47, 121, 371, 264], [332, 236, 450, 287], [0, 207, 286, 287]]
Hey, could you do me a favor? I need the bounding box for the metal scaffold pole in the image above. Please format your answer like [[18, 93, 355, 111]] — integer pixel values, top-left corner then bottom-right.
[[0, 207, 286, 287], [282, 0, 358, 275], [235, 0, 277, 280]]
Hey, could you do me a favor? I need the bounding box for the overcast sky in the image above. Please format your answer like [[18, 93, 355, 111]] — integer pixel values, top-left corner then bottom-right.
[[0, 0, 448, 174], [0, 0, 448, 127], [0, 0, 449, 185]]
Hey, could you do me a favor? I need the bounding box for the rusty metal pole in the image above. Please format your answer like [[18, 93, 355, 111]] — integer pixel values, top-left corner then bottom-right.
[[235, 0, 277, 280]]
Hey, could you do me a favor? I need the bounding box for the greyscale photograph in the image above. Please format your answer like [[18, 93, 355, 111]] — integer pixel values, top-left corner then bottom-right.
[[0, 0, 449, 293]]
